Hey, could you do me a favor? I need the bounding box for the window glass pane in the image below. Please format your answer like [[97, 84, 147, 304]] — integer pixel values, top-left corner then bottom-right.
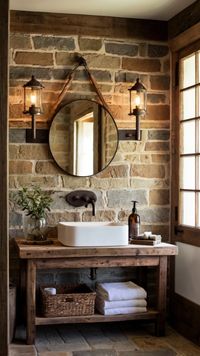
[[182, 54, 195, 89], [180, 191, 195, 226], [180, 121, 195, 154], [179, 50, 200, 230], [182, 89, 195, 120], [180, 156, 195, 189]]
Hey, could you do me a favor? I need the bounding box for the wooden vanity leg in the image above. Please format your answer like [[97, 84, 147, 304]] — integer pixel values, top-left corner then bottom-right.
[[26, 260, 36, 344], [20, 260, 27, 323], [156, 256, 167, 336]]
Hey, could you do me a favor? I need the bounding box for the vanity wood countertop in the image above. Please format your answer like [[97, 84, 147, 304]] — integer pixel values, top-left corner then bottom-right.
[[15, 239, 178, 259]]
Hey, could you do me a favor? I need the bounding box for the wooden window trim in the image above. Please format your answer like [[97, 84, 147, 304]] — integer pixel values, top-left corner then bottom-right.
[[170, 25, 200, 248]]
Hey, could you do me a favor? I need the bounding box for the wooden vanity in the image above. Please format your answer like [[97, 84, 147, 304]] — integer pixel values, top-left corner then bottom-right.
[[15, 239, 178, 344]]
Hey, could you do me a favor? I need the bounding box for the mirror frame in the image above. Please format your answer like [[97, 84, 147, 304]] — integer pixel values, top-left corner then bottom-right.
[[49, 98, 119, 177]]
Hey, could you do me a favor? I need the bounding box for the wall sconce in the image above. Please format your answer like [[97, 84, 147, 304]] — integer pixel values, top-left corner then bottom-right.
[[23, 75, 44, 140], [119, 78, 147, 141]]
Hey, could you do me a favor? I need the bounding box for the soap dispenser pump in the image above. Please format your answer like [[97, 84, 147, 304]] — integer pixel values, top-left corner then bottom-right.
[[128, 200, 140, 242]]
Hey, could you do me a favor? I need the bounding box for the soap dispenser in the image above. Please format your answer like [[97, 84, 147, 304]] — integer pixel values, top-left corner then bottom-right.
[[128, 201, 140, 242]]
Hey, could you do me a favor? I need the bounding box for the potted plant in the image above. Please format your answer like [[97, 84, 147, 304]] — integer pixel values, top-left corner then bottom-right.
[[16, 186, 53, 241]]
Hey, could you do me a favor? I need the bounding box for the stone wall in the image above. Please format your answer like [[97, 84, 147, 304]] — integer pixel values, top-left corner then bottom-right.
[[9, 30, 170, 295]]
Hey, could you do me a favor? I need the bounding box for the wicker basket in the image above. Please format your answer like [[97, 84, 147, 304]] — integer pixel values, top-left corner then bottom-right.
[[40, 284, 96, 317]]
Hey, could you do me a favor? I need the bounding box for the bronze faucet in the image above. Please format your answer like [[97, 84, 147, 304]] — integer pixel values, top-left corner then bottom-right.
[[66, 190, 97, 216]]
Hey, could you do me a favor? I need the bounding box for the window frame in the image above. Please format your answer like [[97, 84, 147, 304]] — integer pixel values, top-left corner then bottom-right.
[[179, 49, 200, 228], [171, 39, 200, 247]]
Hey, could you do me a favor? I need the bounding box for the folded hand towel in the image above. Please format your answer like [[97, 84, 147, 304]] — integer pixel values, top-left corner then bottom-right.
[[96, 281, 147, 301], [95, 296, 147, 309], [96, 305, 147, 315]]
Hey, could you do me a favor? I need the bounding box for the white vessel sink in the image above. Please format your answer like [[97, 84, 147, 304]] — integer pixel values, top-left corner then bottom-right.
[[58, 221, 129, 247]]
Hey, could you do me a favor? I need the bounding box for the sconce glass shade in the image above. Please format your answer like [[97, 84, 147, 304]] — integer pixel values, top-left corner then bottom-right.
[[128, 78, 147, 116], [23, 75, 44, 115]]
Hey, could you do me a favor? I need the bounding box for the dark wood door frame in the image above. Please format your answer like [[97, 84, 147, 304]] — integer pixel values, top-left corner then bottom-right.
[[0, 1, 9, 355]]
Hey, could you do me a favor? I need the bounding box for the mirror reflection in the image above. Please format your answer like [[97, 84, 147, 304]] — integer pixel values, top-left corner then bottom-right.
[[49, 99, 118, 176]]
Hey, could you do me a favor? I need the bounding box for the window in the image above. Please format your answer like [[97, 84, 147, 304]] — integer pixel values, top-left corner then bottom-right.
[[179, 50, 200, 227]]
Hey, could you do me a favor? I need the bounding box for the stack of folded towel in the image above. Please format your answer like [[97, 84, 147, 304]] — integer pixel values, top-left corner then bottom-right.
[[95, 281, 147, 315]]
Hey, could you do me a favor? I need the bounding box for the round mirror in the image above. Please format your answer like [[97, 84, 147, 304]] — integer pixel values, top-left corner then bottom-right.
[[49, 99, 119, 176]]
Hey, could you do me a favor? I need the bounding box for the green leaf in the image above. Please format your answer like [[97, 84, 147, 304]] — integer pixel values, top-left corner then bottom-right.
[[15, 185, 53, 219]]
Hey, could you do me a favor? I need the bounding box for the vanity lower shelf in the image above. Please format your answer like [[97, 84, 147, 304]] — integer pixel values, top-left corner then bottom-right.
[[36, 309, 158, 325]]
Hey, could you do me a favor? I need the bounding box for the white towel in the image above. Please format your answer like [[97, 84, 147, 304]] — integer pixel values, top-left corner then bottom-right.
[[95, 296, 147, 309], [96, 281, 147, 301], [96, 305, 147, 315]]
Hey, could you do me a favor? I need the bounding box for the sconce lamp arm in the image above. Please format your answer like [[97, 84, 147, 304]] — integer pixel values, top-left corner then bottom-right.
[[31, 113, 36, 141], [135, 114, 140, 141]]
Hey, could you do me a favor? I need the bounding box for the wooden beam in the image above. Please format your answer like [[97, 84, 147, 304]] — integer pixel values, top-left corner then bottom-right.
[[10, 10, 168, 42], [168, 22, 200, 52], [0, 0, 9, 355], [168, 0, 200, 39]]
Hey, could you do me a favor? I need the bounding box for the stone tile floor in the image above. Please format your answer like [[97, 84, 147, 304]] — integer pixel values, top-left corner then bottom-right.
[[9, 322, 200, 356]]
